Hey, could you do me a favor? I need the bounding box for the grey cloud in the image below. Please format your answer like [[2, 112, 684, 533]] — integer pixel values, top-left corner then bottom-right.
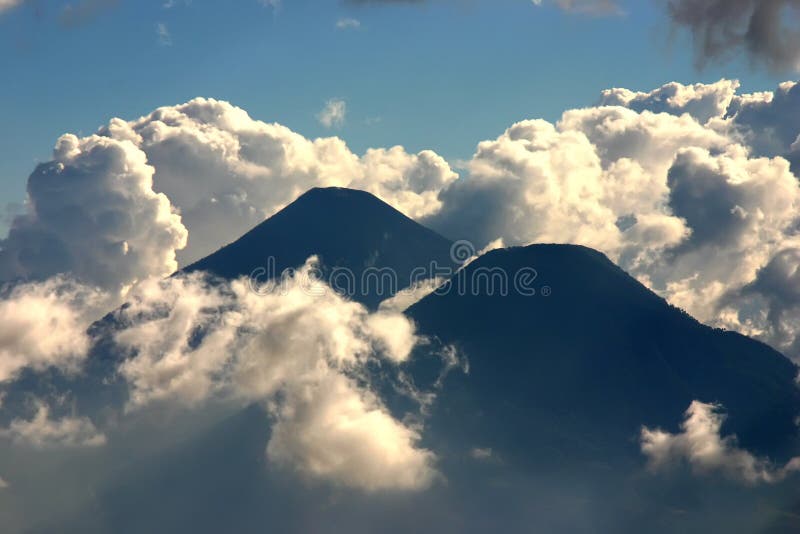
[[667, 148, 750, 250], [667, 0, 800, 72]]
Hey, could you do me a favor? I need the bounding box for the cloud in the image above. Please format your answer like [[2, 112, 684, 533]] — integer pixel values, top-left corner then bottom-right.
[[547, 0, 622, 15], [0, 0, 23, 15], [94, 97, 456, 264], [379, 276, 445, 312], [641, 401, 800, 484], [266, 371, 436, 491], [600, 79, 741, 124], [318, 98, 347, 129], [469, 447, 493, 460], [1, 403, 106, 449], [666, 0, 800, 72], [111, 259, 436, 491], [0, 133, 188, 293], [0, 277, 110, 383], [156, 22, 172, 46], [336, 17, 361, 29], [58, 0, 118, 28], [726, 81, 800, 160], [349, 0, 621, 14]]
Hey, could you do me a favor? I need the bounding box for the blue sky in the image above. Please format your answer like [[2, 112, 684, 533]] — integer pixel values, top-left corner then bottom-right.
[[0, 0, 786, 206]]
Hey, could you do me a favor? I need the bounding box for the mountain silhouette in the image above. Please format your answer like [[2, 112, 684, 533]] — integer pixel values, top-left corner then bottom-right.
[[183, 187, 456, 308], [407, 245, 800, 465]]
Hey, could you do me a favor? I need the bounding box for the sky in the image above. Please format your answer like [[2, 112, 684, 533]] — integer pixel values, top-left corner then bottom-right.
[[0, 0, 787, 207]]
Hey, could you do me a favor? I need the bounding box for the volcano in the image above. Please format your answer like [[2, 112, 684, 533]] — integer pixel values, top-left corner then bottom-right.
[[407, 245, 800, 464], [183, 187, 457, 309]]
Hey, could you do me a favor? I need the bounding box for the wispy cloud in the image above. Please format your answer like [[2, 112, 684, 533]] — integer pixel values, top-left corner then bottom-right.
[[317, 98, 347, 128], [163, 0, 192, 8], [156, 22, 172, 46], [336, 17, 361, 30], [259, 0, 281, 10]]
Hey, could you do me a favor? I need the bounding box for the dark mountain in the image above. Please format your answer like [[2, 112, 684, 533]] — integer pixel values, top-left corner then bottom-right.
[[407, 244, 800, 465], [183, 187, 456, 308]]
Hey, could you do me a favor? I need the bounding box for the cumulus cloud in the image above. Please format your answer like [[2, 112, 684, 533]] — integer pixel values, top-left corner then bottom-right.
[[0, 277, 111, 383], [318, 98, 347, 129], [266, 371, 436, 491], [600, 79, 740, 124], [0, 133, 187, 293], [95, 97, 457, 264], [666, 0, 800, 72], [112, 259, 436, 491], [727, 81, 800, 160], [641, 401, 800, 484], [0, 403, 106, 449]]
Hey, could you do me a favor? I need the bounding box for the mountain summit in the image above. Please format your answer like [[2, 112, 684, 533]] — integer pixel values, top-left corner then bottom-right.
[[183, 187, 456, 308]]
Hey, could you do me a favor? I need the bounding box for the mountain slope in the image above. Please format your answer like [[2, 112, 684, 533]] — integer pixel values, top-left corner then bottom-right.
[[407, 244, 800, 464], [183, 187, 456, 308]]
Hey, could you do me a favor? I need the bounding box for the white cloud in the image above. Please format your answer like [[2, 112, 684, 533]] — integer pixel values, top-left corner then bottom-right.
[[470, 447, 493, 460], [112, 258, 436, 491], [0, 277, 111, 383], [600, 79, 740, 124], [641, 401, 800, 484], [379, 277, 445, 313], [336, 17, 361, 30], [94, 98, 456, 264], [0, 133, 188, 293], [1, 404, 106, 450], [266, 371, 436, 491], [156, 22, 172, 46], [318, 98, 347, 129]]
